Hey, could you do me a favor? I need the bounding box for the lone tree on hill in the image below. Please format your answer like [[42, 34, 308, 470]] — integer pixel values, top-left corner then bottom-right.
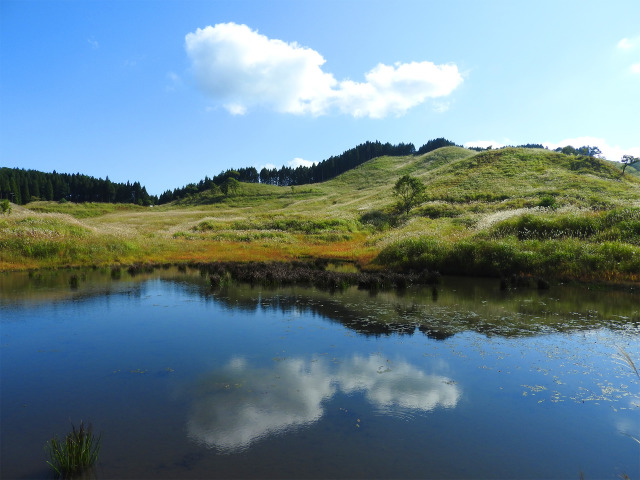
[[393, 175, 426, 214], [621, 155, 639, 176], [0, 199, 11, 215], [221, 177, 239, 196]]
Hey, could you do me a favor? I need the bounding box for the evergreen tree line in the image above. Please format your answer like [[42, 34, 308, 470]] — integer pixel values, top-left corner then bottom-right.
[[158, 139, 457, 204], [0, 168, 155, 206]]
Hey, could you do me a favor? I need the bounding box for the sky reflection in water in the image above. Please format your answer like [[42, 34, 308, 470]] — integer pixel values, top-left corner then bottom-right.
[[188, 354, 460, 452], [1, 268, 638, 479]]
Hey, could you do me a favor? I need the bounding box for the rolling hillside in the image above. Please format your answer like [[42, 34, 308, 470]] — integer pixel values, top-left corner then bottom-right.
[[2, 147, 639, 283]]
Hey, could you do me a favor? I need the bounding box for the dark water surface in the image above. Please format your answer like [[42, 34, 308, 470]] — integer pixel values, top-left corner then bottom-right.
[[1, 268, 639, 479]]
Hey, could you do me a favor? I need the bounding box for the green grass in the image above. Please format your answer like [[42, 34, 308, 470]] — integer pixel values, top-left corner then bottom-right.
[[3, 147, 639, 283], [45, 421, 101, 479], [26, 201, 144, 219], [482, 208, 640, 244], [376, 236, 640, 281]]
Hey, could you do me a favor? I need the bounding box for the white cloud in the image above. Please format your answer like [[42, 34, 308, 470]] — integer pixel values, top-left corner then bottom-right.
[[334, 61, 462, 118], [87, 36, 99, 49], [464, 140, 505, 150], [617, 38, 634, 50], [631, 63, 640, 74], [185, 23, 463, 118], [432, 101, 451, 113], [165, 71, 182, 92], [288, 157, 316, 168], [543, 137, 640, 161], [225, 103, 247, 115], [617, 36, 640, 50], [464, 137, 640, 161], [258, 158, 317, 172]]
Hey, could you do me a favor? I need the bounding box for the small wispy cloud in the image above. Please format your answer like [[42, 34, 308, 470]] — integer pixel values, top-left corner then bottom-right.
[[185, 23, 463, 118], [87, 36, 99, 49], [464, 140, 505, 150], [616, 36, 640, 75], [431, 101, 450, 113], [165, 72, 182, 92], [225, 103, 247, 116], [617, 36, 640, 50]]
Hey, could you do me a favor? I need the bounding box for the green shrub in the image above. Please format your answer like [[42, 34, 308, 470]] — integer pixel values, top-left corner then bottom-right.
[[0, 199, 11, 215], [537, 195, 558, 209], [359, 210, 396, 230]]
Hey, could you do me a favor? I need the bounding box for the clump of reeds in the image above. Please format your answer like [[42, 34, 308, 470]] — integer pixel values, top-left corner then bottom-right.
[[45, 421, 101, 478]]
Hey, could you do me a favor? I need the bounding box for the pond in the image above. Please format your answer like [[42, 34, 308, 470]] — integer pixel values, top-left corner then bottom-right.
[[1, 268, 639, 479]]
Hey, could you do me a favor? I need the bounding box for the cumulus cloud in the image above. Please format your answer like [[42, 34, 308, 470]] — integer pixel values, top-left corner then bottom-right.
[[185, 23, 463, 118]]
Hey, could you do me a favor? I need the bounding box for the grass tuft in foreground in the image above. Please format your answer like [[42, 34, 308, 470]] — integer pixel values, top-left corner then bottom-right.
[[45, 421, 101, 479]]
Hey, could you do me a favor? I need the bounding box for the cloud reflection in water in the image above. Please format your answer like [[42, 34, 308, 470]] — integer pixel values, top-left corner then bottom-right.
[[187, 355, 460, 452]]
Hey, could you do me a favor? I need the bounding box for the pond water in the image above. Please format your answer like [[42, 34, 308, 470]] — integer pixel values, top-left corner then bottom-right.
[[1, 268, 639, 479]]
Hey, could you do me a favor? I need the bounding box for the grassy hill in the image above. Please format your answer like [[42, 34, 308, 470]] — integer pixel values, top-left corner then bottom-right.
[[2, 147, 639, 284]]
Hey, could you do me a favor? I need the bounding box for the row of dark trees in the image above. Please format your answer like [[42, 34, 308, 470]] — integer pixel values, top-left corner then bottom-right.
[[0, 168, 155, 206], [157, 139, 456, 204]]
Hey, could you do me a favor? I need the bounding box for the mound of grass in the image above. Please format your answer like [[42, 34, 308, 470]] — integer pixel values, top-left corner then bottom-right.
[[376, 236, 640, 281], [376, 206, 640, 282], [421, 148, 639, 208], [484, 207, 640, 244]]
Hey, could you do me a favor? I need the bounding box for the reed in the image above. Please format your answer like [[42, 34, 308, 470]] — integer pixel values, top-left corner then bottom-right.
[[45, 421, 101, 479], [617, 346, 639, 379]]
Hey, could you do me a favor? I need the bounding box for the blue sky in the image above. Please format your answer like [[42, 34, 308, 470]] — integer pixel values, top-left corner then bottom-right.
[[1, 0, 639, 195]]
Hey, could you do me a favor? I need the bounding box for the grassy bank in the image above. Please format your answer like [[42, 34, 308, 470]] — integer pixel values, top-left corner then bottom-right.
[[2, 147, 639, 284]]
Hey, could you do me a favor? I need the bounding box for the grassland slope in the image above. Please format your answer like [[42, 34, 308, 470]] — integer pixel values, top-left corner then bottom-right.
[[2, 147, 639, 284]]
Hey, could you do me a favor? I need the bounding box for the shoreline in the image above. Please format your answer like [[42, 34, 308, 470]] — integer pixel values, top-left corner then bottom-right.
[[2, 259, 639, 292]]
